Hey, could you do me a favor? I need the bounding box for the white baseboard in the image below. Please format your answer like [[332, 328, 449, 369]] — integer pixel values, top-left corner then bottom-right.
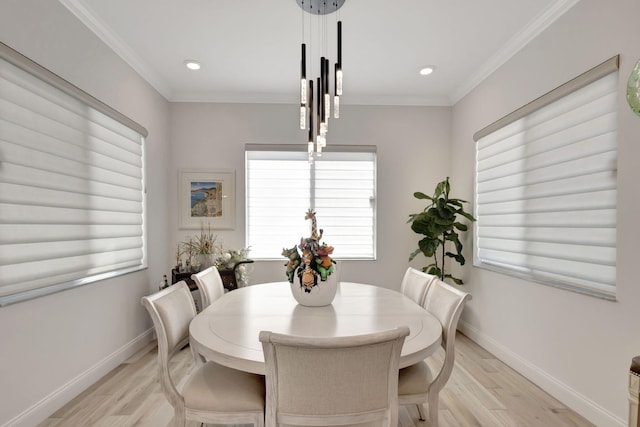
[[458, 320, 624, 427], [2, 328, 154, 427]]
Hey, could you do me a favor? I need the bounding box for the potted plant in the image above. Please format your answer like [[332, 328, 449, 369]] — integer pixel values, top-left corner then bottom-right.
[[407, 177, 476, 285], [181, 224, 218, 270]]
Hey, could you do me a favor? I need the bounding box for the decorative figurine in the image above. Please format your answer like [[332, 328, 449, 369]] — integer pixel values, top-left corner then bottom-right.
[[283, 209, 335, 293]]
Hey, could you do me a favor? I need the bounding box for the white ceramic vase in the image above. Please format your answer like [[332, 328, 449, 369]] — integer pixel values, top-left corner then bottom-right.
[[289, 264, 339, 307]]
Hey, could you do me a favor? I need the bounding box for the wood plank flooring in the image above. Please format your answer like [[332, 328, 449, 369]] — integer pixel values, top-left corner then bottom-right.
[[38, 333, 594, 427]]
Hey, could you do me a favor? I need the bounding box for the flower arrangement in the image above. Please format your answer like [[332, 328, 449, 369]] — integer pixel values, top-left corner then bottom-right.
[[283, 209, 336, 292], [215, 247, 251, 270], [215, 246, 252, 288]]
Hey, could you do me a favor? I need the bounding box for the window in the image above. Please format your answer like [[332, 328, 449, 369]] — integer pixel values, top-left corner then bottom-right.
[[0, 42, 147, 306], [474, 56, 619, 299], [245, 144, 376, 260]]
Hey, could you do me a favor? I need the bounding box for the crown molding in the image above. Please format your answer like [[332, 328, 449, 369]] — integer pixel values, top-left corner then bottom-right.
[[449, 0, 581, 105], [59, 0, 173, 100]]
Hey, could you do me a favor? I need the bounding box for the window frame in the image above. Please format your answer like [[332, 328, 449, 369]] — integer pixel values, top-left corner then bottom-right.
[[245, 144, 377, 261]]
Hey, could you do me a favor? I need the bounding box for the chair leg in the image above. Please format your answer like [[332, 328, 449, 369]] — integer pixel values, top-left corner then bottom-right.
[[427, 392, 439, 427], [416, 403, 426, 421]]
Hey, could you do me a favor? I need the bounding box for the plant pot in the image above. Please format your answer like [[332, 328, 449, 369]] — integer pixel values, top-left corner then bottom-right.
[[289, 263, 339, 307], [195, 254, 214, 270]]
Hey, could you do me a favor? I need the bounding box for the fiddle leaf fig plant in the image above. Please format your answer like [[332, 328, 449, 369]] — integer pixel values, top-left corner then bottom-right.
[[408, 177, 476, 285]]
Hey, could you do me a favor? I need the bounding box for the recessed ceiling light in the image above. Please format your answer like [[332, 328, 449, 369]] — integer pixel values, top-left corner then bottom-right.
[[419, 66, 435, 76], [184, 60, 201, 70]]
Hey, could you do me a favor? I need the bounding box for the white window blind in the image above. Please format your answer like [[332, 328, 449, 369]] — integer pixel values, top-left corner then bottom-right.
[[246, 145, 376, 260], [474, 56, 618, 299], [0, 42, 147, 306]]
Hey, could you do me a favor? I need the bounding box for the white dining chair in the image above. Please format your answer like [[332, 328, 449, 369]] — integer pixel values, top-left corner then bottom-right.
[[398, 279, 471, 427], [191, 265, 225, 309], [400, 267, 437, 306], [141, 281, 265, 427], [259, 326, 410, 427]]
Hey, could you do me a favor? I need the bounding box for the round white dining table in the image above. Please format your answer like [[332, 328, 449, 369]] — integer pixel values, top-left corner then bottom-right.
[[189, 281, 442, 375]]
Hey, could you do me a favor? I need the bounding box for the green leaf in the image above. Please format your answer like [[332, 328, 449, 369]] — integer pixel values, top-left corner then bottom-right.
[[458, 210, 476, 222], [453, 222, 468, 231], [436, 200, 454, 220], [408, 248, 422, 262], [427, 265, 442, 279], [411, 216, 439, 237], [413, 192, 433, 201], [433, 215, 454, 226], [447, 233, 463, 254], [418, 237, 440, 257], [448, 198, 468, 205], [452, 277, 464, 285], [443, 177, 450, 196], [434, 181, 444, 198]]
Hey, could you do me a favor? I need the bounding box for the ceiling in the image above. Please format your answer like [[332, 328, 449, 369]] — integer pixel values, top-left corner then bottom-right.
[[60, 0, 577, 106]]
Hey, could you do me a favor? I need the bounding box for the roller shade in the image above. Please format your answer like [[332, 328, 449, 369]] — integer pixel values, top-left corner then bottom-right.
[[245, 145, 376, 260], [0, 42, 147, 305], [474, 60, 618, 299]]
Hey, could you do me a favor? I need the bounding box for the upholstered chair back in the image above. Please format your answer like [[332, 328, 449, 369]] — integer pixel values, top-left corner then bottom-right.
[[400, 267, 437, 306], [260, 326, 410, 427], [191, 266, 224, 309]]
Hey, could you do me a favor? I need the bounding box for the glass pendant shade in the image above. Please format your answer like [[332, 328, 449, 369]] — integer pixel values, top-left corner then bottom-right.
[[300, 105, 306, 129], [301, 79, 307, 103], [324, 93, 331, 124]]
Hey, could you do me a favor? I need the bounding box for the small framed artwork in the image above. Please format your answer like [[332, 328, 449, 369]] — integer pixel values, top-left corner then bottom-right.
[[178, 169, 235, 229]]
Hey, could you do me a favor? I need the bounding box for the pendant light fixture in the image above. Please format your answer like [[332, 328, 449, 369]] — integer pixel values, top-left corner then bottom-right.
[[297, 0, 344, 161]]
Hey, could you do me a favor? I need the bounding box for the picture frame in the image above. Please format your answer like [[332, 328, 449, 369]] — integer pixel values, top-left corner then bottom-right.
[[178, 169, 235, 230]]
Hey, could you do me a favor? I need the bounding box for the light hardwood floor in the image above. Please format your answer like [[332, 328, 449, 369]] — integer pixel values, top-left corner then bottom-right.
[[38, 332, 594, 427]]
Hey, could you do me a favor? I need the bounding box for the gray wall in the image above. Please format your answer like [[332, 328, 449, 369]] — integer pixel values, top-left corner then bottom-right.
[[169, 102, 452, 289], [0, 1, 171, 425], [451, 0, 640, 425]]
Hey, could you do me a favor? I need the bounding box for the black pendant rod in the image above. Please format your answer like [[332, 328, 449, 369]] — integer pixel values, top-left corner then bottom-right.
[[337, 21, 342, 67]]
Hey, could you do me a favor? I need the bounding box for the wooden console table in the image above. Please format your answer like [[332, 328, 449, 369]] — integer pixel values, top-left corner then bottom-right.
[[171, 269, 197, 291], [171, 259, 254, 292]]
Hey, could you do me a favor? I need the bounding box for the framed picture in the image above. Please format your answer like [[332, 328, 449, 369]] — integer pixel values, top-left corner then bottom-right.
[[178, 169, 235, 229]]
